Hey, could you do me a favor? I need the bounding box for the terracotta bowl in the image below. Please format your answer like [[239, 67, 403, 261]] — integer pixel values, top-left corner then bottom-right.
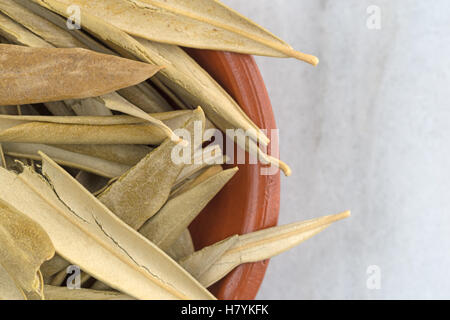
[[185, 49, 281, 300]]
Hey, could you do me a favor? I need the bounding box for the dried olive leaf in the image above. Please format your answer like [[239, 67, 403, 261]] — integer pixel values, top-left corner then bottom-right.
[[0, 122, 166, 145], [48, 0, 318, 65], [0, 154, 215, 300], [179, 235, 239, 280], [197, 211, 351, 287], [30, 0, 268, 146], [166, 229, 195, 261], [139, 167, 239, 251], [98, 108, 206, 229], [32, 0, 293, 175], [44, 285, 134, 300], [0, 44, 162, 105], [2, 143, 130, 178], [0, 0, 85, 48], [0, 199, 55, 294]]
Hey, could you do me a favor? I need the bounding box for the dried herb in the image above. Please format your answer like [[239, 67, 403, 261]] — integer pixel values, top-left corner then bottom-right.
[[43, 0, 318, 65], [191, 211, 351, 287], [98, 108, 205, 229], [139, 167, 239, 251], [0, 153, 215, 300]]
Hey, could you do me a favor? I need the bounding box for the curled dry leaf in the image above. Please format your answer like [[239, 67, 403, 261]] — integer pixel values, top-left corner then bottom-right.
[[98, 108, 206, 229], [0, 154, 215, 300], [47, 0, 318, 65], [0, 199, 55, 295], [0, 44, 162, 105], [139, 167, 239, 251], [44, 285, 134, 300], [195, 211, 351, 287]]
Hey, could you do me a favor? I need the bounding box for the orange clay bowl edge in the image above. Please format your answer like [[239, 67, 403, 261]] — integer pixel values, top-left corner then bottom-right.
[[186, 49, 281, 300]]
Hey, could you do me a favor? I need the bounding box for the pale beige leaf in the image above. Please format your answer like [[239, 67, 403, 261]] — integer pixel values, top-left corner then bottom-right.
[[0, 155, 215, 300], [198, 211, 351, 287], [44, 285, 134, 300], [2, 142, 130, 178], [0, 199, 55, 293], [139, 167, 239, 251], [49, 0, 318, 65]]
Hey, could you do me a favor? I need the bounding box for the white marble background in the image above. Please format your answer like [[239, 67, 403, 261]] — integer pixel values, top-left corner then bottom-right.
[[222, 0, 450, 299]]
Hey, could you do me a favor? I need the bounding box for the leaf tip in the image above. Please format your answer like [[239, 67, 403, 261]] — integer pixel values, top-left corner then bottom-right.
[[290, 50, 319, 66]]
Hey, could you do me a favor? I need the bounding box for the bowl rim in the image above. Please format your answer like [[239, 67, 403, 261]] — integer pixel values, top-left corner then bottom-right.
[[186, 49, 281, 300]]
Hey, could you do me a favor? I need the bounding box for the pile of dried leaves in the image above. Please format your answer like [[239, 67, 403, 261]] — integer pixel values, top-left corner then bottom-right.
[[0, 0, 349, 300]]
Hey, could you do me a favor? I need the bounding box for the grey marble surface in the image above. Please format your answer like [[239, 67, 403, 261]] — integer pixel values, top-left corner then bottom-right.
[[222, 0, 450, 299]]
